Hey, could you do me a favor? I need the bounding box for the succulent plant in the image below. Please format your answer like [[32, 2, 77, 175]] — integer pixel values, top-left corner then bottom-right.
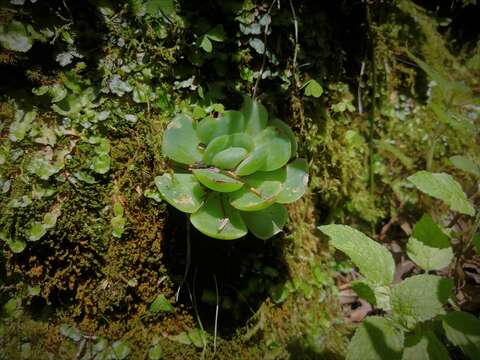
[[155, 96, 309, 240]]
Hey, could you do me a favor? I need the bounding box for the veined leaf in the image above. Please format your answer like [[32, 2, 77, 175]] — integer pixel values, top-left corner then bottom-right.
[[318, 225, 395, 286], [443, 311, 480, 359], [407, 171, 475, 216], [346, 316, 404, 360], [402, 330, 449, 360], [391, 274, 453, 329]]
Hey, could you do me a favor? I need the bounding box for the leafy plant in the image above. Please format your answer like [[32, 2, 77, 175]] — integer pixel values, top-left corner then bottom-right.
[[319, 170, 478, 359], [155, 96, 309, 240]]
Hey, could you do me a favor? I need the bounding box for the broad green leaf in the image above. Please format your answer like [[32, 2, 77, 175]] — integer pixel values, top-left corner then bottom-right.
[[346, 316, 404, 360], [276, 159, 309, 204], [318, 225, 395, 286], [303, 79, 324, 98], [407, 171, 475, 216], [443, 311, 480, 359], [146, 0, 175, 16], [148, 343, 163, 360], [241, 96, 268, 135], [406, 214, 453, 271], [0, 21, 33, 52], [155, 173, 205, 213], [212, 147, 248, 170], [229, 168, 286, 211], [449, 155, 480, 177], [6, 239, 27, 253], [402, 330, 449, 360], [26, 222, 47, 242], [162, 114, 203, 165], [235, 147, 267, 176], [206, 25, 226, 42], [149, 294, 174, 313], [391, 274, 453, 329], [255, 126, 291, 171], [242, 203, 288, 240], [196, 111, 245, 144], [351, 281, 391, 311], [192, 168, 243, 193], [199, 35, 212, 52], [203, 133, 253, 165], [271, 118, 298, 157], [190, 193, 247, 240]]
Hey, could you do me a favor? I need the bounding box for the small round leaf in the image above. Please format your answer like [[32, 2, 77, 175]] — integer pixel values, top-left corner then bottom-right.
[[162, 114, 203, 165], [190, 193, 247, 240], [242, 203, 288, 240], [155, 173, 205, 213]]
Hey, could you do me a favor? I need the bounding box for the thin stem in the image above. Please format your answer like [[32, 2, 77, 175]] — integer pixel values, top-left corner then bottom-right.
[[366, 4, 376, 198], [176, 216, 191, 301]]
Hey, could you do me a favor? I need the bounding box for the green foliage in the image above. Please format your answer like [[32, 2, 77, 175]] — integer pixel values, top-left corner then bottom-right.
[[443, 311, 480, 359], [149, 294, 174, 314], [408, 171, 475, 216], [156, 96, 309, 240]]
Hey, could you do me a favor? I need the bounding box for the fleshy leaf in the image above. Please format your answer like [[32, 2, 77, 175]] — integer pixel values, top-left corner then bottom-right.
[[406, 214, 453, 271], [235, 147, 267, 176], [192, 168, 244, 193], [162, 114, 203, 165], [271, 118, 298, 157], [391, 274, 453, 329], [203, 133, 253, 165], [212, 147, 248, 170], [196, 111, 245, 144], [276, 159, 309, 204], [255, 126, 291, 171], [242, 203, 288, 240], [443, 311, 480, 359], [229, 168, 286, 211], [155, 173, 205, 213], [241, 96, 268, 135], [318, 225, 395, 286], [407, 171, 475, 216], [190, 193, 247, 240], [346, 316, 404, 360]]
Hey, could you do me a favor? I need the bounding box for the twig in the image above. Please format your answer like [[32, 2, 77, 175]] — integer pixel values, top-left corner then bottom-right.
[[252, 0, 278, 99], [288, 0, 300, 89]]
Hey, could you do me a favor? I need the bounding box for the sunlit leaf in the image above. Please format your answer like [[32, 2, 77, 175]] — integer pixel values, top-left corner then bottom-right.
[[149, 294, 174, 313], [26, 222, 47, 242], [162, 114, 203, 165], [192, 168, 244, 192], [303, 79, 323, 98], [242, 203, 287, 240], [91, 153, 111, 174], [276, 159, 309, 204], [190, 193, 247, 240], [155, 173, 205, 213], [402, 330, 449, 360], [229, 168, 286, 211]]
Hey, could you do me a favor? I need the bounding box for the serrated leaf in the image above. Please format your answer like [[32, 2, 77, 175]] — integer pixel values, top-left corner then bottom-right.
[[407, 171, 475, 216], [318, 225, 395, 286], [190, 193, 247, 240], [391, 274, 452, 329], [406, 214, 453, 271], [449, 155, 480, 177], [351, 281, 391, 311], [192, 168, 244, 192], [303, 79, 323, 98], [196, 111, 245, 144], [346, 316, 404, 360], [162, 114, 203, 165], [402, 330, 449, 360], [276, 159, 309, 204], [149, 294, 174, 313], [241, 96, 268, 135], [229, 168, 286, 211], [443, 311, 480, 359], [155, 173, 205, 213], [242, 203, 287, 240]]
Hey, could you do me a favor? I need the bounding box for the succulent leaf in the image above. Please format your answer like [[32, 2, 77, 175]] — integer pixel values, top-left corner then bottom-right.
[[212, 147, 248, 170], [241, 96, 268, 135], [155, 173, 205, 213], [162, 114, 203, 165], [254, 126, 291, 171], [197, 110, 245, 144], [203, 133, 254, 165], [242, 203, 287, 240], [276, 159, 309, 203], [192, 168, 244, 192]]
